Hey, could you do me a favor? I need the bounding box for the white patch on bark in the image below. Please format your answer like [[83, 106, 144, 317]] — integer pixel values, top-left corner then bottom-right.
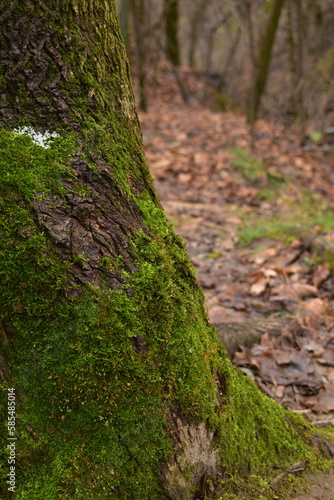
[[13, 127, 59, 148]]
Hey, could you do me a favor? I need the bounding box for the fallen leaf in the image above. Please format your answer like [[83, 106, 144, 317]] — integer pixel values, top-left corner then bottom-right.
[[275, 385, 285, 398], [312, 264, 331, 288], [248, 247, 277, 265], [291, 283, 318, 300], [302, 298, 324, 315], [178, 173, 193, 183], [250, 276, 268, 296], [305, 386, 334, 412], [275, 349, 294, 366]]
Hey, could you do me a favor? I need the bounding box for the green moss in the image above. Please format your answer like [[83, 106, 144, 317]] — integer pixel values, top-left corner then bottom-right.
[[220, 366, 313, 471], [208, 251, 221, 259], [0, 129, 76, 198], [0, 126, 221, 498], [218, 474, 276, 500], [0, 124, 329, 499]]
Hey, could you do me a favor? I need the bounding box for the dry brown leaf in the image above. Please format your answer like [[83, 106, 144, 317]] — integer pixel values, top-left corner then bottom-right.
[[264, 268, 278, 278], [248, 247, 277, 265], [291, 283, 318, 300], [281, 263, 305, 275], [302, 298, 324, 316], [178, 173, 192, 183], [275, 349, 294, 366], [270, 284, 299, 302], [250, 277, 268, 296], [260, 332, 274, 349], [275, 385, 285, 398], [312, 264, 331, 288], [305, 386, 334, 413], [274, 248, 303, 268]]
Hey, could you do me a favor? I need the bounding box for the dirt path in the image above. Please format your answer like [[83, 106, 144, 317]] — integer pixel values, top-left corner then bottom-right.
[[137, 73, 334, 497], [293, 468, 334, 499]]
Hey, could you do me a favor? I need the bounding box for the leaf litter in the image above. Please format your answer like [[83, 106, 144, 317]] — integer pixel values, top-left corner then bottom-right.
[[138, 71, 334, 425]]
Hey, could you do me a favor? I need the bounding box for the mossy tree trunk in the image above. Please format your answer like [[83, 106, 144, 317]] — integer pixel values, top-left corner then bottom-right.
[[0, 1, 331, 499]]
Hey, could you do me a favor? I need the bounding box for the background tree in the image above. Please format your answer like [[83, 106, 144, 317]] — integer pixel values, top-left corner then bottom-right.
[[132, 0, 147, 111], [0, 1, 332, 499], [164, 0, 180, 66], [247, 0, 286, 125], [287, 0, 307, 133], [187, 0, 209, 68], [119, 0, 132, 55]]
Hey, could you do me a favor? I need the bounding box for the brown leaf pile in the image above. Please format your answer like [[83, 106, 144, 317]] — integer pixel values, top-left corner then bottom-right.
[[137, 70, 334, 420]]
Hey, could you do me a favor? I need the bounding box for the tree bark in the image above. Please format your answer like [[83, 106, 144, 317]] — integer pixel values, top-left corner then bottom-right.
[[0, 1, 331, 499]]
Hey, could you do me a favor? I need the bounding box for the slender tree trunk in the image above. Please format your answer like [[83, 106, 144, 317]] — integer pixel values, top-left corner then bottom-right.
[[132, 0, 147, 111], [247, 0, 286, 125], [188, 0, 208, 68], [220, 26, 242, 89], [0, 1, 331, 499], [295, 0, 307, 133], [287, 0, 307, 132], [165, 0, 180, 66], [119, 0, 132, 55]]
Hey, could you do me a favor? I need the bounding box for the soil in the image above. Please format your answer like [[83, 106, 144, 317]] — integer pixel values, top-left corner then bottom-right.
[[293, 468, 334, 500]]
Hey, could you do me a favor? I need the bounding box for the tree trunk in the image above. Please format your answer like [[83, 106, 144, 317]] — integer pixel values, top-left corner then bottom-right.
[[132, 0, 147, 111], [0, 1, 331, 499], [119, 0, 132, 55], [164, 0, 180, 66], [247, 0, 286, 125], [187, 0, 208, 68], [294, 0, 307, 133]]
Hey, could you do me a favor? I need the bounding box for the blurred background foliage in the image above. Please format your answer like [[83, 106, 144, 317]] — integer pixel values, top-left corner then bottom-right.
[[116, 0, 334, 137]]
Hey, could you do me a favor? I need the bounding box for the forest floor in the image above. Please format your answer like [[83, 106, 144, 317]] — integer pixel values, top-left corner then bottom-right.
[[137, 70, 334, 498]]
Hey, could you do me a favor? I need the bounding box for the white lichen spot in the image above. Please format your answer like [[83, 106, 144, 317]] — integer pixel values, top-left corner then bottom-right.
[[13, 126, 59, 149]]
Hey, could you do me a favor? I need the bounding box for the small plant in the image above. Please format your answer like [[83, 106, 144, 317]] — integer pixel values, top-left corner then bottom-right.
[[237, 191, 334, 248], [208, 251, 221, 259], [308, 130, 323, 144], [257, 188, 278, 201], [231, 147, 265, 182]]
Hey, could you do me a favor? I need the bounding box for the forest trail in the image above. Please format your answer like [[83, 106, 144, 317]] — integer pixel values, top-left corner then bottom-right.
[[138, 73, 334, 498]]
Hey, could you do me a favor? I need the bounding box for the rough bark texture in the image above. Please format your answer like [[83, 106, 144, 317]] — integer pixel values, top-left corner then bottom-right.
[[0, 1, 331, 499]]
